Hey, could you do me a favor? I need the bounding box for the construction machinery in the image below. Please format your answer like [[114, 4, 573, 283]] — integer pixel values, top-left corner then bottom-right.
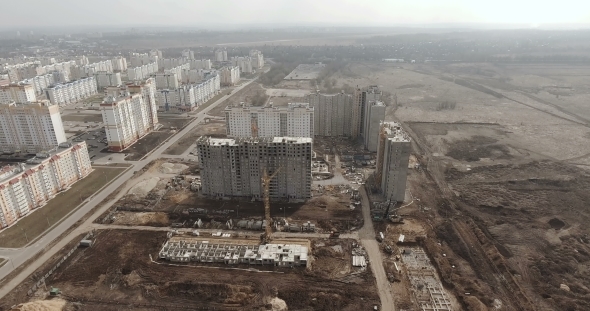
[[260, 168, 280, 244], [329, 230, 340, 239]]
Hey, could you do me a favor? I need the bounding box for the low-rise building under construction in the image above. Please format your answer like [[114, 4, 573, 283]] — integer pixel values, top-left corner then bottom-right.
[[159, 239, 308, 267]]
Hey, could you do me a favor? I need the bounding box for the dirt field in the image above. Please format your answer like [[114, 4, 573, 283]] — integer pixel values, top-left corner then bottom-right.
[[208, 82, 267, 117], [20, 230, 379, 310], [163, 120, 226, 155], [0, 167, 126, 248], [96, 158, 361, 233], [328, 62, 590, 310]]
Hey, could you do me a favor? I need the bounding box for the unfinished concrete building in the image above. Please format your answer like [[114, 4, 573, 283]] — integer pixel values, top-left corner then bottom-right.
[[307, 92, 356, 137], [364, 101, 386, 152], [376, 121, 411, 202], [159, 239, 308, 267], [356, 85, 382, 136], [225, 103, 314, 138], [196, 136, 312, 200]]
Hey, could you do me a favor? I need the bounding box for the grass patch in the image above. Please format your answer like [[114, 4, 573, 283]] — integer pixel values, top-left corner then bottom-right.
[[0, 167, 126, 248]]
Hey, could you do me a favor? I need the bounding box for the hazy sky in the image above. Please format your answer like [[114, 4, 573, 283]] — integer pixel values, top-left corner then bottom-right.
[[3, 0, 590, 28]]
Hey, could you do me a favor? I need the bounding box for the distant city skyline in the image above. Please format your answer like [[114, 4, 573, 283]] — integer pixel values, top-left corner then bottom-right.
[[1, 0, 589, 29]]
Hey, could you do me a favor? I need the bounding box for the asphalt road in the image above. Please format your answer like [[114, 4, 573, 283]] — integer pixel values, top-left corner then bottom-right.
[[0, 75, 263, 298]]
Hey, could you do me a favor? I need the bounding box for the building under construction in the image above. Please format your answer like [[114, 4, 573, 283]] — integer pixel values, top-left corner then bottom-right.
[[376, 121, 411, 202], [159, 238, 309, 267], [196, 136, 312, 201]]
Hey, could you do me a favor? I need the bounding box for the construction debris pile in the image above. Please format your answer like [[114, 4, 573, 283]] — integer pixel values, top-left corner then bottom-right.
[[158, 238, 309, 267]]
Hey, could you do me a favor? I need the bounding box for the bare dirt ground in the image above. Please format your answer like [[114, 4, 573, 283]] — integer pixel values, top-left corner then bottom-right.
[[20, 230, 379, 311], [96, 158, 362, 232], [208, 82, 267, 117], [163, 120, 226, 155], [124, 116, 192, 161], [331, 62, 590, 310]]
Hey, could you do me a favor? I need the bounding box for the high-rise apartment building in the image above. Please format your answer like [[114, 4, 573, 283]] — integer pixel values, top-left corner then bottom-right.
[[231, 57, 253, 74], [197, 136, 312, 200], [355, 85, 382, 138], [225, 103, 314, 138], [130, 52, 159, 68], [214, 49, 228, 62], [111, 56, 128, 72], [0, 142, 92, 228], [0, 101, 67, 153], [153, 73, 179, 89], [95, 71, 122, 89], [376, 121, 411, 202], [127, 62, 158, 81], [101, 93, 158, 152], [220, 66, 240, 86], [249, 50, 265, 69], [19, 74, 55, 95], [45, 77, 97, 106], [307, 92, 356, 137], [127, 78, 159, 126], [156, 74, 220, 112], [364, 101, 386, 152], [181, 49, 195, 60], [0, 84, 37, 104]]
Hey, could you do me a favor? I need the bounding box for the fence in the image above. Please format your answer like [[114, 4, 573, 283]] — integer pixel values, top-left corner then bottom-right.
[[27, 230, 95, 296]]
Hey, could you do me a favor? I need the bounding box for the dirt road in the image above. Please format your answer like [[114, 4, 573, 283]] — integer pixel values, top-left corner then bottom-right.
[[359, 186, 396, 311]]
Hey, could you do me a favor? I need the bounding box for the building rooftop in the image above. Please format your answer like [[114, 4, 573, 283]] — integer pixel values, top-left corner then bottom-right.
[[198, 136, 312, 146], [0, 142, 86, 184], [382, 121, 411, 142]]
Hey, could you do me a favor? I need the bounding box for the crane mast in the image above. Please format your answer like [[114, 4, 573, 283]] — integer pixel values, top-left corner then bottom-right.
[[261, 167, 280, 244]]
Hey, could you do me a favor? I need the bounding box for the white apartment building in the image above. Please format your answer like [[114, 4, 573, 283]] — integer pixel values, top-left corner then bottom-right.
[[76, 55, 89, 66], [0, 101, 67, 153], [220, 66, 240, 86], [188, 59, 212, 70], [111, 56, 128, 72], [0, 84, 37, 104], [164, 64, 190, 82], [225, 103, 314, 138], [101, 93, 157, 152], [308, 92, 355, 137], [127, 78, 159, 126], [231, 57, 253, 74], [0, 142, 92, 229], [157, 86, 197, 112], [181, 49, 195, 60], [130, 52, 159, 68], [197, 136, 312, 200], [19, 74, 55, 95], [95, 71, 122, 89], [376, 121, 411, 202], [214, 49, 228, 62], [127, 62, 158, 81], [45, 77, 97, 106], [249, 50, 264, 68], [153, 73, 179, 89], [157, 74, 220, 112]]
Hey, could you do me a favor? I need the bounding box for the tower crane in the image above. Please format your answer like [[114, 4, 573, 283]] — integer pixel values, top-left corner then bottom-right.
[[261, 167, 280, 244]]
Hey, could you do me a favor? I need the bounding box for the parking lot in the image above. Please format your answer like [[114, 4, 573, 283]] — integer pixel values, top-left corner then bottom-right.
[[71, 129, 126, 164]]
